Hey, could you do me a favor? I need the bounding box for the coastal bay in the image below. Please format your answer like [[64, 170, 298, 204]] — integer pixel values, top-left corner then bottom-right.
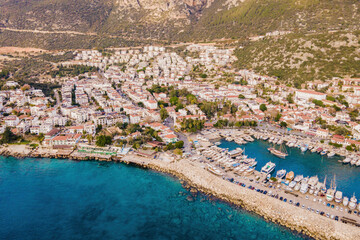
[[0, 156, 308, 240]]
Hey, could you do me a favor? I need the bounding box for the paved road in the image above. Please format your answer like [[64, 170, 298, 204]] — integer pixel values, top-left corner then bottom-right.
[[163, 117, 191, 153], [54, 89, 61, 108], [257, 123, 319, 139]]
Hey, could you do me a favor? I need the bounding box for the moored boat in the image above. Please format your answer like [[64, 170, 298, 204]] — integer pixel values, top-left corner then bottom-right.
[[294, 175, 303, 182], [285, 171, 294, 181], [335, 191, 343, 203], [276, 169, 286, 179], [343, 197, 349, 206], [261, 162, 276, 174], [207, 164, 223, 176], [349, 193, 357, 210], [327, 152, 335, 157], [268, 144, 288, 158], [289, 181, 297, 188], [326, 189, 336, 202], [300, 183, 309, 194], [343, 157, 351, 164]]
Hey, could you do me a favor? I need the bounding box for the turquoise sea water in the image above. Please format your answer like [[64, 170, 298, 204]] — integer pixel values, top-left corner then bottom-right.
[[0, 156, 309, 240], [219, 139, 360, 198]]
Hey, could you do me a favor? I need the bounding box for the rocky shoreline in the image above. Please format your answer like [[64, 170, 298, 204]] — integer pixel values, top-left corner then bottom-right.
[[1, 147, 360, 240]]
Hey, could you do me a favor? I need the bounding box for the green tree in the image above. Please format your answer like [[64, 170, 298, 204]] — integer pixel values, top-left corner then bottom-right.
[[170, 96, 179, 106], [96, 124, 103, 134], [160, 107, 169, 121], [312, 99, 324, 107], [326, 95, 336, 102], [345, 145, 353, 151], [335, 127, 351, 136], [95, 135, 112, 147], [286, 93, 294, 104], [280, 121, 288, 128], [260, 104, 267, 112], [175, 141, 184, 149], [275, 113, 282, 122], [0, 127, 19, 144], [174, 148, 183, 156]]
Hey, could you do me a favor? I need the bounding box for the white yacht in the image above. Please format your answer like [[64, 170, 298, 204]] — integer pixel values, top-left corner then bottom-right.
[[343, 157, 351, 164], [261, 162, 276, 174], [309, 186, 315, 195], [300, 183, 309, 194], [343, 197, 349, 206], [294, 175, 303, 182], [335, 191, 343, 203], [300, 144, 308, 152], [308, 176, 319, 187], [289, 181, 297, 189], [349, 193, 357, 210], [327, 152, 335, 157], [276, 169, 286, 179], [326, 176, 336, 202], [326, 189, 336, 202], [294, 183, 301, 191]]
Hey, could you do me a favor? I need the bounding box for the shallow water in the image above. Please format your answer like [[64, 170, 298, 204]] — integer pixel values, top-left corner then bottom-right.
[[219, 139, 360, 198], [0, 157, 309, 240]]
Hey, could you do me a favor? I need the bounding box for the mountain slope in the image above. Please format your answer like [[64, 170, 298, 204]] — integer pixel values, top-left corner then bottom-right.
[[0, 0, 358, 43]]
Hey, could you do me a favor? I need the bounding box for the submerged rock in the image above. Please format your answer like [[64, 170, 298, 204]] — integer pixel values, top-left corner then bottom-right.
[[186, 195, 194, 202]]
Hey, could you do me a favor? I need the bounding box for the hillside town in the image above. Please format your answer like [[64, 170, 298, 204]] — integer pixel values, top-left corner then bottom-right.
[[0, 44, 359, 157], [2, 44, 360, 237]]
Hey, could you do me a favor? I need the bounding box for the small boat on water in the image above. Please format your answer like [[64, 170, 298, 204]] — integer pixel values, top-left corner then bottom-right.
[[343, 196, 349, 206], [349, 193, 357, 210], [326, 176, 337, 202], [356, 160, 360, 167], [327, 152, 335, 157], [285, 171, 294, 181], [261, 162, 276, 174], [335, 191, 343, 203], [308, 176, 319, 187], [300, 183, 309, 194], [276, 169, 286, 179], [351, 158, 357, 166], [268, 144, 288, 158], [320, 150, 327, 156], [294, 175, 303, 182], [289, 181, 297, 188], [300, 144, 308, 152], [294, 183, 301, 191], [316, 148, 323, 153], [326, 189, 336, 202], [320, 176, 327, 194], [343, 157, 351, 164]]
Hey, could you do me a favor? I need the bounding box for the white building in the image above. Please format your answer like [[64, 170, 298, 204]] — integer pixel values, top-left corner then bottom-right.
[[295, 90, 326, 101]]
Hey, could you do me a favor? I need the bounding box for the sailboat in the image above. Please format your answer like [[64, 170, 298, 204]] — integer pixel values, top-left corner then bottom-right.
[[268, 143, 288, 158], [326, 175, 337, 202], [320, 176, 327, 194]]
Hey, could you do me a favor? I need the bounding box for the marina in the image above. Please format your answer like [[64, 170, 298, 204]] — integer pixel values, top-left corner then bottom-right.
[[219, 139, 360, 198]]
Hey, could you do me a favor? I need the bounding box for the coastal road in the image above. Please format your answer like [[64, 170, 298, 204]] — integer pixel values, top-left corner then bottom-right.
[[257, 123, 319, 140]]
